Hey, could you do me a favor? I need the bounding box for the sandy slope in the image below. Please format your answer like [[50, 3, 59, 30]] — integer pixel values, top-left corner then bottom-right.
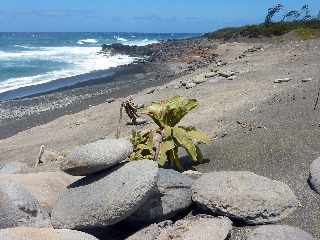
[[1, 38, 320, 238]]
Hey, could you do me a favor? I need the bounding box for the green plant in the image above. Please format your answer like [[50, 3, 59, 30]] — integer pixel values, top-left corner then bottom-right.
[[295, 26, 315, 39], [129, 96, 210, 170]]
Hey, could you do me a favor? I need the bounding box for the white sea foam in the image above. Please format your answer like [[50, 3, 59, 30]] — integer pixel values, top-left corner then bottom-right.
[[77, 38, 98, 45], [14, 45, 33, 49], [128, 38, 159, 46], [115, 36, 128, 42], [0, 46, 136, 93]]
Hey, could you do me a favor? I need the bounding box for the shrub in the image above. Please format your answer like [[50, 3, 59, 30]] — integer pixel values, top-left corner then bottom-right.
[[129, 96, 210, 170]]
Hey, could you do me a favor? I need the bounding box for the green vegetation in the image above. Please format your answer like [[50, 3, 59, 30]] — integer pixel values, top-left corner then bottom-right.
[[206, 4, 320, 40], [205, 20, 320, 40], [129, 96, 210, 170], [295, 27, 319, 40]]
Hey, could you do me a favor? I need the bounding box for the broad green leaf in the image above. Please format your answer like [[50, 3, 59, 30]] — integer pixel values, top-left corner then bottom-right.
[[179, 126, 211, 144], [167, 148, 183, 171], [140, 101, 164, 127], [172, 127, 198, 162], [162, 126, 172, 140], [141, 96, 198, 127], [195, 145, 204, 163], [164, 96, 198, 127], [158, 139, 175, 166]]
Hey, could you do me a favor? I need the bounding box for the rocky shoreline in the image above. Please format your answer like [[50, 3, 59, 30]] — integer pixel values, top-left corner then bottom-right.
[[0, 37, 219, 139]]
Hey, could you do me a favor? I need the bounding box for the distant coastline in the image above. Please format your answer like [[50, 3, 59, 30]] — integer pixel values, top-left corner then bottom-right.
[[0, 32, 199, 100]]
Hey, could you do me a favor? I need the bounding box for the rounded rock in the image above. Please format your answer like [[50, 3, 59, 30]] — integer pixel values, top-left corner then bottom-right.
[[0, 227, 99, 240], [128, 168, 193, 224], [51, 160, 158, 229], [247, 225, 315, 240], [309, 157, 320, 193], [61, 138, 133, 176], [192, 171, 300, 225], [127, 215, 232, 240], [0, 180, 50, 229]]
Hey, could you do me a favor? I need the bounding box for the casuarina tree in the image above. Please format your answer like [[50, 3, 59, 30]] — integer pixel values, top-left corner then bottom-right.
[[265, 4, 284, 24]]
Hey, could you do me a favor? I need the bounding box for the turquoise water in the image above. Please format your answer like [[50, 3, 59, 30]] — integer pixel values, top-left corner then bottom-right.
[[0, 32, 199, 95]]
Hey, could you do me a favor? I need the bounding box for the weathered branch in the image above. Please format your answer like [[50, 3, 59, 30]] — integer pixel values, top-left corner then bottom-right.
[[35, 145, 45, 167]]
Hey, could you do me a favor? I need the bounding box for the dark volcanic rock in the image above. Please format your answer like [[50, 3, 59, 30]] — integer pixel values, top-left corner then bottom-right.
[[101, 43, 157, 57]]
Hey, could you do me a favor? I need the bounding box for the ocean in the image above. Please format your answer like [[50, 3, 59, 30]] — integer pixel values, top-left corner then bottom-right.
[[0, 32, 198, 99]]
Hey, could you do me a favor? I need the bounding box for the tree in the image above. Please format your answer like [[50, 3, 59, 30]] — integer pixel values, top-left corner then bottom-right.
[[282, 10, 301, 22], [265, 4, 284, 24], [301, 4, 312, 21]]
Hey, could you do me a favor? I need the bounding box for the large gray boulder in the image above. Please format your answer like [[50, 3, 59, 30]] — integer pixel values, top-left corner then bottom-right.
[[309, 157, 320, 193], [247, 225, 315, 240], [51, 160, 158, 229], [0, 180, 50, 229], [192, 171, 300, 225], [0, 172, 80, 213], [128, 169, 193, 224], [0, 227, 98, 240], [0, 162, 29, 174], [61, 138, 133, 176], [127, 215, 232, 240]]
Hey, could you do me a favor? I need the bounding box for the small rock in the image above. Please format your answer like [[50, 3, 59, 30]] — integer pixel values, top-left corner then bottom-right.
[[205, 73, 218, 79], [136, 103, 145, 109], [216, 60, 227, 66], [146, 88, 156, 94], [106, 98, 115, 103], [183, 170, 203, 180], [0, 162, 29, 174], [186, 82, 197, 89], [218, 71, 235, 78], [0, 180, 50, 229], [37, 147, 63, 165], [51, 160, 158, 229], [127, 215, 232, 240], [247, 225, 315, 240], [227, 75, 236, 81], [274, 78, 292, 83], [0, 227, 99, 240], [61, 138, 133, 176], [128, 169, 193, 224], [309, 157, 320, 193], [301, 78, 312, 83], [192, 171, 300, 225], [126, 118, 148, 126], [193, 78, 208, 84]]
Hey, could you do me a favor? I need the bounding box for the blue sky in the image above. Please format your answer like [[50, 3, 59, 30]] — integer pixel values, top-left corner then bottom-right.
[[0, 0, 320, 33]]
